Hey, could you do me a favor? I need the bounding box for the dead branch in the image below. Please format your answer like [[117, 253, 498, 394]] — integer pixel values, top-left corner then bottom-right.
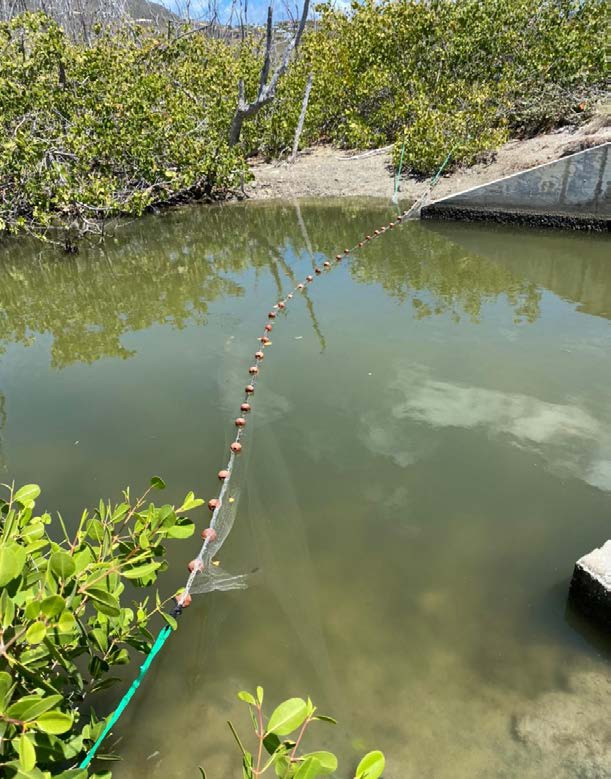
[[289, 71, 313, 163], [228, 0, 310, 146]]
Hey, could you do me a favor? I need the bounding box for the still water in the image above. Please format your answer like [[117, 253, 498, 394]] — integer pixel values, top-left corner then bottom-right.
[[0, 201, 610, 778]]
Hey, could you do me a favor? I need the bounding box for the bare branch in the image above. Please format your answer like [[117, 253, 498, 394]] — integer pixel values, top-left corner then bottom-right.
[[229, 0, 311, 146], [258, 6, 273, 95], [289, 71, 313, 163]]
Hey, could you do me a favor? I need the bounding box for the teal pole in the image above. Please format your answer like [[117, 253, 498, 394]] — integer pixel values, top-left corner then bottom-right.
[[79, 624, 174, 769]]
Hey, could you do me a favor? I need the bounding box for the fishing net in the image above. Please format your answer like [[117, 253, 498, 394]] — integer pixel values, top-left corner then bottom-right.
[[188, 469, 249, 595], [180, 351, 258, 600]]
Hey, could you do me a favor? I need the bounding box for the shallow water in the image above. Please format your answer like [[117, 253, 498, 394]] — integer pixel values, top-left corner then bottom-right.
[[0, 201, 610, 778]]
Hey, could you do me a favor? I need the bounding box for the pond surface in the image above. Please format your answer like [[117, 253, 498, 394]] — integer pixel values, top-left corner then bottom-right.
[[0, 201, 610, 778]]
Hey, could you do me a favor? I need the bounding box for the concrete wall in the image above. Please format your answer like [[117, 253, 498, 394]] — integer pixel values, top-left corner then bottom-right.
[[422, 143, 610, 230]]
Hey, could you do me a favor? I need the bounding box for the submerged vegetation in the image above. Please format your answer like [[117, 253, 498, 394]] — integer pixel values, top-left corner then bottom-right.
[[0, 0, 606, 242]]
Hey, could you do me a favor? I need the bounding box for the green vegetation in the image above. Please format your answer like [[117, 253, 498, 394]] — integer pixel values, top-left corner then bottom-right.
[[264, 0, 604, 170], [0, 3, 606, 766], [0, 476, 384, 778], [0, 477, 203, 778], [0, 1, 605, 243], [0, 13, 255, 243], [208, 687, 384, 779]]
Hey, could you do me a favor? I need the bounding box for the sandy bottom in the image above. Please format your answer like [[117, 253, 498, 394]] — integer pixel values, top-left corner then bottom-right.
[[245, 116, 610, 204]]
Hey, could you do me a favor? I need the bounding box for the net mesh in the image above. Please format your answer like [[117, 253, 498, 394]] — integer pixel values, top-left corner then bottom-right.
[[188, 471, 249, 595], [180, 365, 259, 600]]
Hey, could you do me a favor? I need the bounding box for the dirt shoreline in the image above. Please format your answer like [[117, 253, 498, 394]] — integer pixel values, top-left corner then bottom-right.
[[245, 118, 609, 204]]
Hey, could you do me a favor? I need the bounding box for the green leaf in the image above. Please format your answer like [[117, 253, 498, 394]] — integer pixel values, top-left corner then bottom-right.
[[7, 694, 62, 721], [89, 625, 108, 654], [111, 503, 129, 524], [176, 492, 204, 512], [312, 715, 337, 725], [25, 621, 47, 645], [49, 551, 76, 580], [86, 588, 120, 617], [57, 611, 77, 633], [139, 531, 150, 548], [1, 588, 16, 627], [24, 600, 41, 621], [0, 671, 14, 713], [0, 544, 26, 587], [13, 484, 41, 506], [86, 519, 105, 542], [306, 697, 315, 718], [165, 518, 195, 539], [40, 595, 65, 618], [150, 476, 166, 490], [155, 505, 175, 529], [18, 733, 36, 771], [305, 751, 337, 774], [35, 710, 73, 734], [198, 769, 207, 779], [161, 612, 177, 631], [89, 677, 121, 695], [121, 562, 160, 580], [355, 750, 385, 779], [262, 731, 281, 756], [242, 751, 253, 779], [256, 686, 264, 704], [274, 755, 291, 777], [265, 698, 308, 736], [294, 756, 322, 779], [73, 548, 93, 574], [237, 691, 256, 706]]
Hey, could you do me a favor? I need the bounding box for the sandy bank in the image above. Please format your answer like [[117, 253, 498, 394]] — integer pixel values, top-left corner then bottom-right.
[[245, 117, 609, 205]]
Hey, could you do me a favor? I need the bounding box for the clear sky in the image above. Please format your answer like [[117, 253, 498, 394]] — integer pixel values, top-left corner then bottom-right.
[[157, 0, 347, 25]]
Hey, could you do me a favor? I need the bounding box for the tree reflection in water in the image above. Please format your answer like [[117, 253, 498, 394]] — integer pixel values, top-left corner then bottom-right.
[[0, 200, 548, 371]]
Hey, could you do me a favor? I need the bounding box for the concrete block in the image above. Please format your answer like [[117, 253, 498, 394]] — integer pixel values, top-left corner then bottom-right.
[[569, 540, 611, 629], [422, 143, 610, 231]]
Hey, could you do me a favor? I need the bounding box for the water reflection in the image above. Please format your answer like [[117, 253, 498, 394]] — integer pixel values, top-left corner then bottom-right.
[[426, 220, 611, 321], [363, 364, 611, 492], [0, 390, 6, 473], [0, 200, 547, 370], [2, 203, 610, 374], [0, 202, 610, 779], [349, 223, 542, 324]]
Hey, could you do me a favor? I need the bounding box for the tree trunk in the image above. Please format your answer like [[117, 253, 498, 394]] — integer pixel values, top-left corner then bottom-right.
[[289, 71, 313, 163], [228, 0, 311, 147]]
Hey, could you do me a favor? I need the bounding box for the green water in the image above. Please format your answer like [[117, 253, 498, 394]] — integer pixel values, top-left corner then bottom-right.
[[0, 201, 610, 778]]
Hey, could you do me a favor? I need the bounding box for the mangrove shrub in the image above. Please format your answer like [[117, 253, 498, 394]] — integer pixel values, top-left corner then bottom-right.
[[0, 0, 606, 239], [255, 0, 605, 171], [0, 13, 256, 239], [0, 477, 203, 777]]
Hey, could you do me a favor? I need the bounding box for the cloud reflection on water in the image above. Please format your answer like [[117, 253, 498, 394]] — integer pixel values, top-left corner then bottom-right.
[[364, 365, 611, 492]]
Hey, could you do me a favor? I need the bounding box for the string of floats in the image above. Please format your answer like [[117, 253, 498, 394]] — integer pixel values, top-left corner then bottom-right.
[[79, 198, 426, 769], [176, 205, 417, 611]]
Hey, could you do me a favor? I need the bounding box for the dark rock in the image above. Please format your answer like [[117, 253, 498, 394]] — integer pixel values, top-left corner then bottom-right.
[[569, 540, 611, 629]]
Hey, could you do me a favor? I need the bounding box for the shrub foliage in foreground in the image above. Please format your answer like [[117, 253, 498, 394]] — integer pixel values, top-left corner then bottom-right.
[[0, 478, 202, 778], [206, 687, 385, 778]]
